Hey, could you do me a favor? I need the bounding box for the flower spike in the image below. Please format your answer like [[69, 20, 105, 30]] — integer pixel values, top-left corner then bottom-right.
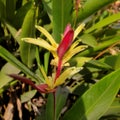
[[57, 24, 74, 60]]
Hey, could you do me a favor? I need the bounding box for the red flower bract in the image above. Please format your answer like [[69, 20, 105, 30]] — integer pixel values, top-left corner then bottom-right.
[[55, 24, 74, 80], [8, 74, 56, 93], [57, 24, 74, 60]]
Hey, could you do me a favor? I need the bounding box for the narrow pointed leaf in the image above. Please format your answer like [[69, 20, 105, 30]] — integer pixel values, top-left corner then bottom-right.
[[0, 46, 41, 82], [77, 36, 120, 57], [85, 12, 120, 33]]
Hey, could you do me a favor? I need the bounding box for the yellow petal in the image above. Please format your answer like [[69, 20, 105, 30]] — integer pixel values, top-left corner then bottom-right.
[[74, 23, 85, 40], [35, 25, 57, 47], [39, 66, 53, 88], [63, 45, 88, 64], [46, 76, 53, 89], [54, 67, 82, 87], [22, 38, 56, 51]]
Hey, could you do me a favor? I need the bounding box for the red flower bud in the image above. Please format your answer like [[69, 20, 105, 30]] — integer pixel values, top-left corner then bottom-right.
[[57, 24, 74, 60]]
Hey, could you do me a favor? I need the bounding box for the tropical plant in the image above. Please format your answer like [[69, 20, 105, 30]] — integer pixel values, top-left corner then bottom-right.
[[0, 0, 120, 120]]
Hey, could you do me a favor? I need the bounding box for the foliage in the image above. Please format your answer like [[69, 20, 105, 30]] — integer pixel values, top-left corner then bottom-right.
[[0, 0, 120, 120]]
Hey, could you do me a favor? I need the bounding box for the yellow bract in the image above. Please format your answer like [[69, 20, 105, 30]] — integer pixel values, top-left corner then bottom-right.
[[22, 23, 86, 66]]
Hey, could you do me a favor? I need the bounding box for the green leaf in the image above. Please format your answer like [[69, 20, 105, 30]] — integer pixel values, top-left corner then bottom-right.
[[13, 1, 32, 29], [73, 0, 115, 22], [6, 0, 16, 22], [1, 62, 20, 74], [70, 57, 92, 67], [0, 62, 20, 90], [77, 35, 120, 57], [103, 98, 120, 117], [45, 87, 69, 120], [0, 46, 41, 83], [42, 0, 52, 21], [44, 51, 50, 74], [52, 0, 73, 43], [100, 54, 120, 70], [45, 93, 54, 120], [63, 68, 120, 120], [80, 34, 97, 47], [0, 0, 6, 20], [55, 87, 69, 120], [21, 90, 36, 103], [20, 5, 36, 68], [4, 22, 20, 43], [87, 60, 112, 70], [85, 12, 120, 33]]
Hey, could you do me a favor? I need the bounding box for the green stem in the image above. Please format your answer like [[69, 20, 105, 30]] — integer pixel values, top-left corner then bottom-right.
[[53, 92, 56, 120]]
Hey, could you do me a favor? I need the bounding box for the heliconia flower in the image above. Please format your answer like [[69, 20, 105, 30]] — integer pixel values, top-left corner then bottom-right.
[[13, 23, 88, 93]]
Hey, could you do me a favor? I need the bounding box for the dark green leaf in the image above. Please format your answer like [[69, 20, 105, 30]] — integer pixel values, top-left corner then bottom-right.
[[52, 0, 73, 43], [100, 54, 120, 70], [45, 93, 54, 120], [55, 87, 69, 120], [13, 1, 32, 29], [0, 0, 6, 20], [6, 0, 16, 22]]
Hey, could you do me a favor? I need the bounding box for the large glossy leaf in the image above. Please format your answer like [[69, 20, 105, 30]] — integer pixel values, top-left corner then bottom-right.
[[0, 46, 41, 83], [52, 0, 73, 43], [62, 68, 120, 120], [73, 0, 116, 22], [20, 5, 36, 68]]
